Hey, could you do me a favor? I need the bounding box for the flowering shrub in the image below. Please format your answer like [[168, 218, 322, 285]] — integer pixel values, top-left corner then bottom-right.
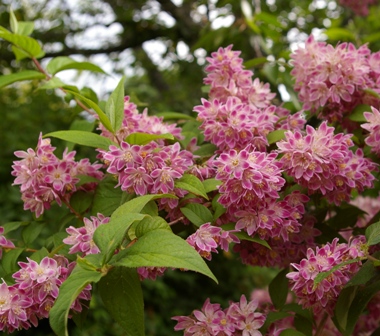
[[2, 3, 380, 336]]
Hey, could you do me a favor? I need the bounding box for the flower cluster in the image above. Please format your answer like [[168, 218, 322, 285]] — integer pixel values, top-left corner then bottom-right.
[[98, 96, 183, 143], [186, 223, 240, 260], [290, 35, 380, 121], [0, 256, 90, 333], [339, 0, 377, 16], [194, 46, 305, 152], [172, 295, 266, 336], [100, 141, 193, 208], [362, 106, 380, 155], [277, 121, 377, 205], [11, 133, 104, 218], [234, 214, 320, 268], [287, 236, 367, 315], [0, 226, 15, 259], [63, 213, 110, 255]]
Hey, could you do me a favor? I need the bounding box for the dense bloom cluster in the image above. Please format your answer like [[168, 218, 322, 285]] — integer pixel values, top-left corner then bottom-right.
[[186, 223, 240, 260], [234, 214, 320, 268], [277, 121, 377, 205], [290, 35, 380, 121], [63, 213, 110, 255], [11, 134, 104, 217], [0, 256, 90, 333], [98, 96, 183, 144], [339, 0, 378, 16], [172, 295, 266, 336], [194, 46, 305, 152], [100, 141, 193, 208], [287, 236, 367, 315], [0, 226, 15, 259], [213, 146, 284, 211], [362, 106, 380, 154]]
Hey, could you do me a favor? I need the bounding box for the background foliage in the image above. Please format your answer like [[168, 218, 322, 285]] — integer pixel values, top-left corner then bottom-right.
[[1, 0, 380, 335]]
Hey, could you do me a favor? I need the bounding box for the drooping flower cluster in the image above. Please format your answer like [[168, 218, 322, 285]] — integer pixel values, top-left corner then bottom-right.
[[186, 223, 240, 260], [0, 256, 90, 333], [338, 0, 378, 16], [172, 295, 266, 336], [287, 236, 368, 315], [277, 121, 377, 205], [11, 134, 104, 218], [100, 141, 193, 208], [362, 106, 380, 155], [234, 214, 320, 268], [0, 226, 15, 259], [290, 35, 380, 121], [194, 46, 306, 152], [98, 96, 183, 144], [63, 213, 110, 255]]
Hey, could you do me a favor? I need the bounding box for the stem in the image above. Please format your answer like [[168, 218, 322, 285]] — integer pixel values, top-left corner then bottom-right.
[[315, 312, 329, 336], [168, 216, 184, 226], [60, 197, 83, 220], [31, 57, 97, 117]]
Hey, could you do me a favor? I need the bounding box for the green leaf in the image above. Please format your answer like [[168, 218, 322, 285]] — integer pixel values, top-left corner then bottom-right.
[[2, 221, 24, 234], [0, 30, 44, 58], [349, 104, 371, 122], [98, 267, 144, 336], [212, 195, 226, 221], [17, 21, 34, 36], [113, 229, 217, 283], [327, 202, 366, 230], [44, 130, 115, 150], [345, 257, 380, 287], [0, 71, 46, 89], [94, 213, 147, 264], [313, 258, 361, 288], [267, 129, 286, 145], [155, 112, 195, 121], [106, 76, 125, 133], [91, 176, 124, 216], [334, 286, 358, 333], [324, 28, 355, 41], [30, 247, 49, 263], [244, 57, 268, 68], [49, 266, 102, 336], [9, 9, 19, 34], [202, 178, 221, 193], [64, 89, 113, 133], [294, 314, 313, 336], [222, 224, 271, 249], [2, 248, 24, 275], [46, 56, 107, 75], [69, 191, 93, 214], [269, 269, 289, 310], [340, 280, 380, 335], [22, 221, 44, 246], [38, 76, 66, 90], [260, 311, 292, 334], [180, 203, 214, 226], [255, 12, 284, 28], [134, 216, 170, 238], [12, 45, 30, 61], [193, 143, 218, 157], [366, 221, 380, 246], [125, 132, 174, 145], [175, 174, 209, 200]]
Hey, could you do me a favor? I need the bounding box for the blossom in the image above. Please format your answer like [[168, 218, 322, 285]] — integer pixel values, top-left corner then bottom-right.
[[287, 237, 365, 314], [12, 133, 104, 217], [362, 106, 380, 154], [63, 213, 110, 255], [0, 227, 15, 259]]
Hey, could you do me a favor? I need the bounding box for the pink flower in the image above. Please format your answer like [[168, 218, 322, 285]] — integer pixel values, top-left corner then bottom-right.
[[64, 213, 110, 255], [362, 106, 380, 154]]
